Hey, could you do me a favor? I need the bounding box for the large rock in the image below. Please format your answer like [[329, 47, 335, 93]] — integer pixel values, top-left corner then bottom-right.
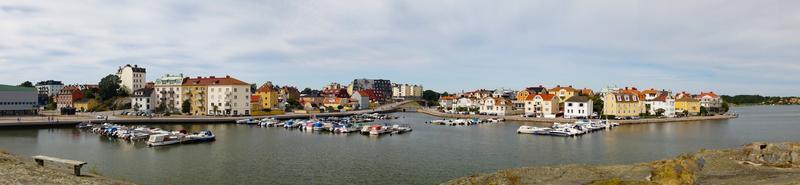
[[741, 142, 800, 167]]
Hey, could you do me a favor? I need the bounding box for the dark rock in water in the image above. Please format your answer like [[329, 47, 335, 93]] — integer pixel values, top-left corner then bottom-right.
[[445, 142, 800, 185]]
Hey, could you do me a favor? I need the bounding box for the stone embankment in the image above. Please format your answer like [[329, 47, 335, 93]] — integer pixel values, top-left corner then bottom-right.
[[0, 150, 134, 185], [445, 142, 800, 185], [417, 108, 737, 125]]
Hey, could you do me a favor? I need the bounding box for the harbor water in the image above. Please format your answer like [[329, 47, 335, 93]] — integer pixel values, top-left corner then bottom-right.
[[0, 105, 798, 184]]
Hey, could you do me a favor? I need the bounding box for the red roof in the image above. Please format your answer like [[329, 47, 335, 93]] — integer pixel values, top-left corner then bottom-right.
[[358, 89, 384, 101], [698, 91, 719, 98], [251, 95, 261, 103], [182, 76, 249, 86]]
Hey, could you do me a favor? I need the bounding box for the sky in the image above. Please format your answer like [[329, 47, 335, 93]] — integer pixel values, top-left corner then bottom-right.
[[0, 1, 798, 96]]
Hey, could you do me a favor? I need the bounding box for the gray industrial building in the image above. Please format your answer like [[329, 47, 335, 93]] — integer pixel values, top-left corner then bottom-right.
[[0, 84, 38, 116]]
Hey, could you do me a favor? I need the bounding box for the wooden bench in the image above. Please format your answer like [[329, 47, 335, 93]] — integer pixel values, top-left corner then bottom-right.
[[32, 155, 88, 176]]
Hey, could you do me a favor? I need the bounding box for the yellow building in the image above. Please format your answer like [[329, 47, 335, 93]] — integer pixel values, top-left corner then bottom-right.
[[182, 80, 208, 115], [602, 92, 643, 118], [675, 96, 700, 116], [254, 83, 279, 110], [549, 85, 577, 103], [73, 99, 100, 112]]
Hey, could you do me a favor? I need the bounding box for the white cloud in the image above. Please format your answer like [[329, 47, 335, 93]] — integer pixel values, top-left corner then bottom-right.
[[0, 0, 798, 95]]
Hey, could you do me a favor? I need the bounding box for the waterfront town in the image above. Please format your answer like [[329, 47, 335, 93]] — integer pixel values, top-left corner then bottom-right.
[[0, 63, 783, 121], [0, 64, 423, 118]]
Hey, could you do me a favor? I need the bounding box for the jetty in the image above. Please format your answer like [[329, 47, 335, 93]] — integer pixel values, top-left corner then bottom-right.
[[417, 108, 737, 125]]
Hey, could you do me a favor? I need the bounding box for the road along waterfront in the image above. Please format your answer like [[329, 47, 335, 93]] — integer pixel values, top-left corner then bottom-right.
[[0, 105, 796, 185]]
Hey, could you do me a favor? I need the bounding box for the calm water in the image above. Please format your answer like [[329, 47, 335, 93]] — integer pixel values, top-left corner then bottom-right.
[[0, 106, 799, 184]]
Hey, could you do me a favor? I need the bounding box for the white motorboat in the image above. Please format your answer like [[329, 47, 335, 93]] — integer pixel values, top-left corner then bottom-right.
[[186, 130, 216, 143], [147, 134, 186, 147], [517, 126, 551, 134], [391, 124, 413, 134]]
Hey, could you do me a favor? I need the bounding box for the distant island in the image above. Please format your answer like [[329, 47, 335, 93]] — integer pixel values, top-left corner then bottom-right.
[[721, 95, 800, 105]]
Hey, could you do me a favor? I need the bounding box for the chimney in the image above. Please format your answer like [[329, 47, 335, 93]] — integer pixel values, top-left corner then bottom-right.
[[226, 75, 230, 78], [568, 85, 572, 88], [539, 85, 543, 87], [625, 87, 629, 90], [210, 76, 216, 78]]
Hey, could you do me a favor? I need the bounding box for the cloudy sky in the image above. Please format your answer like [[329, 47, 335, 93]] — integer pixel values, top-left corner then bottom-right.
[[1, 1, 798, 96]]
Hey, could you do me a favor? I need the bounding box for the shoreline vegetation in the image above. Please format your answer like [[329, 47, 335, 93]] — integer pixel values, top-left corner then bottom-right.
[[417, 108, 737, 125], [445, 142, 800, 185], [0, 150, 134, 185]]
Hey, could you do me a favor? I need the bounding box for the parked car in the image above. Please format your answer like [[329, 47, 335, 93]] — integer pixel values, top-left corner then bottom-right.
[[95, 115, 107, 119]]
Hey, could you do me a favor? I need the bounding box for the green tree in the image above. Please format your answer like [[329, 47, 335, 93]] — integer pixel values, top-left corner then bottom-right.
[[337, 105, 344, 110], [590, 95, 604, 115], [721, 102, 730, 113], [250, 84, 257, 93], [699, 106, 708, 116], [99, 75, 122, 100], [655, 108, 665, 117], [156, 101, 167, 114], [181, 99, 191, 114], [82, 88, 99, 100], [422, 90, 441, 105], [18, 81, 34, 88]]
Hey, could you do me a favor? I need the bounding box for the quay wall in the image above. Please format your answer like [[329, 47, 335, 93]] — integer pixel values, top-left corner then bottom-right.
[[417, 108, 737, 125], [0, 101, 415, 128]]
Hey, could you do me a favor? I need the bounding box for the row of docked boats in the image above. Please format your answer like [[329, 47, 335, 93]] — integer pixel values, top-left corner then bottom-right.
[[427, 118, 504, 126], [236, 115, 412, 136], [516, 119, 620, 137], [76, 122, 216, 147]]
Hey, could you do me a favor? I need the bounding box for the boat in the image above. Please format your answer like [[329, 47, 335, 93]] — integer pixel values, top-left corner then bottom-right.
[[549, 127, 580, 137], [147, 134, 186, 147], [236, 118, 258, 124], [517, 126, 551, 134], [369, 125, 386, 135], [360, 125, 371, 135], [391, 124, 412, 134], [185, 130, 216, 143], [76, 121, 94, 129]]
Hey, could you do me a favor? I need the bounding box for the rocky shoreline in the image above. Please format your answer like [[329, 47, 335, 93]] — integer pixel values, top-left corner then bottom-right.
[[445, 142, 800, 185], [0, 150, 134, 185], [417, 108, 737, 125]]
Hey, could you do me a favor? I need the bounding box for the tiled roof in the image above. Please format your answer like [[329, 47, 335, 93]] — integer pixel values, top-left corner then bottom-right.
[[698, 91, 720, 98], [256, 84, 277, 93], [131, 88, 154, 97], [565, 95, 590, 102], [182, 76, 249, 86], [610, 92, 640, 102], [549, 85, 576, 92]]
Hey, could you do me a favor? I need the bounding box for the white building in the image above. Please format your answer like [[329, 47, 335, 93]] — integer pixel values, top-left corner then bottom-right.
[[455, 97, 480, 109], [392, 83, 423, 98], [439, 95, 456, 110], [116, 64, 146, 93], [697, 91, 723, 112], [650, 93, 676, 117], [35, 80, 64, 97], [154, 74, 184, 113], [523, 94, 560, 118], [479, 97, 514, 116], [564, 96, 593, 119], [205, 76, 251, 116], [350, 91, 370, 110], [131, 88, 156, 113]]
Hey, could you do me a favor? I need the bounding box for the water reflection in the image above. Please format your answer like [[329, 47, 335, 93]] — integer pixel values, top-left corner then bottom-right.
[[0, 106, 797, 185]]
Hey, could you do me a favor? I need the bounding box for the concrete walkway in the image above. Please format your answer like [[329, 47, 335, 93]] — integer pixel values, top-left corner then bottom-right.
[[417, 108, 737, 125]]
